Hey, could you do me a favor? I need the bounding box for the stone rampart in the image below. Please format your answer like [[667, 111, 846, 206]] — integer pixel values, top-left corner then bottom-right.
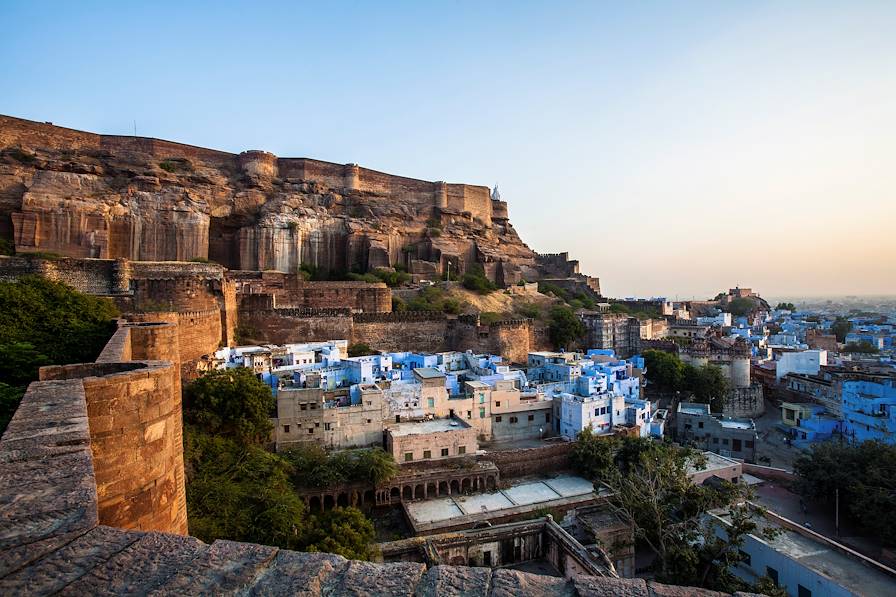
[[722, 384, 765, 419], [37, 321, 187, 535], [0, 255, 124, 294]]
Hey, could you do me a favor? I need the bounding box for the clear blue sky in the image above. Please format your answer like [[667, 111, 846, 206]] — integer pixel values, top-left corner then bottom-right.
[[2, 1, 894, 298]]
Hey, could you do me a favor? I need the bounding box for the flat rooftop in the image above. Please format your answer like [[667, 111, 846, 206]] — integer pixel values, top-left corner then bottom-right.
[[687, 451, 740, 476], [679, 404, 710, 416], [405, 475, 599, 533], [412, 367, 445, 379], [719, 419, 753, 430], [387, 418, 469, 437], [717, 510, 896, 596]]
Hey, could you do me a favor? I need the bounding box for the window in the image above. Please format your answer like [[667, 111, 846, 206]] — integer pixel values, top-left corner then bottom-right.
[[308, 428, 313, 434], [300, 403, 307, 411], [496, 401, 501, 407], [797, 585, 811, 597], [746, 440, 754, 448], [479, 393, 485, 404], [528, 414, 534, 422], [545, 413, 551, 422], [698, 421, 704, 429], [423, 450, 431, 459], [458, 446, 466, 455], [595, 408, 600, 417], [283, 425, 290, 433], [405, 452, 413, 462], [713, 437, 719, 444], [496, 415, 503, 423], [441, 448, 449, 457], [738, 550, 751, 566], [315, 422, 320, 427], [310, 403, 317, 410], [480, 408, 486, 419], [722, 438, 729, 445], [766, 566, 778, 586], [324, 422, 332, 431], [427, 398, 435, 408], [467, 410, 472, 419], [510, 416, 518, 424]]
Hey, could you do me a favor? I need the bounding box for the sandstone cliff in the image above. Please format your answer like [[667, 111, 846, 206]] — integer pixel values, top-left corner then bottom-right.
[[0, 115, 547, 284]]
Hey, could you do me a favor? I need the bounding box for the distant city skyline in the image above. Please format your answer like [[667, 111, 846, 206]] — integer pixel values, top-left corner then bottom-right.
[[2, 1, 894, 297]]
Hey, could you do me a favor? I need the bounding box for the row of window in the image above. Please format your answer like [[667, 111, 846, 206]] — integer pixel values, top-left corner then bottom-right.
[[494, 413, 550, 424], [406, 446, 467, 461]]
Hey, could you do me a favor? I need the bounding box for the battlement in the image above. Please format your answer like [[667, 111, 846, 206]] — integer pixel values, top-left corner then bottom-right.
[[353, 311, 447, 323]]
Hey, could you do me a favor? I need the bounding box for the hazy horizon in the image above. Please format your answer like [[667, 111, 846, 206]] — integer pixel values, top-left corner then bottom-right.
[[2, 1, 894, 298]]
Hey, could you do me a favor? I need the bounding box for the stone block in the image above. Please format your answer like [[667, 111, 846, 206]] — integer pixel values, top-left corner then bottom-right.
[[321, 560, 426, 596], [574, 576, 649, 597], [414, 565, 492, 596], [247, 550, 347, 596], [155, 539, 277, 594]]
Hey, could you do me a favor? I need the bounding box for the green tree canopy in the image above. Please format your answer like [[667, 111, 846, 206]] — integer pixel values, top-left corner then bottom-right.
[[461, 263, 498, 294], [185, 430, 308, 549], [283, 445, 398, 489], [302, 507, 377, 561], [724, 297, 755, 317], [0, 276, 118, 433], [831, 317, 852, 343], [183, 367, 274, 445], [548, 305, 585, 349], [347, 343, 377, 357], [643, 350, 685, 392], [775, 302, 795, 311], [794, 440, 896, 545]]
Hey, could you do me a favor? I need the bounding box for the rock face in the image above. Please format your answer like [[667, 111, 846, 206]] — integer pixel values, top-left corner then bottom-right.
[[0, 115, 542, 282]]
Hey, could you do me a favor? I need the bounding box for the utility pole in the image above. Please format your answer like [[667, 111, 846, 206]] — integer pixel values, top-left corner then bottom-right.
[[446, 261, 450, 283], [133, 120, 137, 137], [835, 487, 840, 537]]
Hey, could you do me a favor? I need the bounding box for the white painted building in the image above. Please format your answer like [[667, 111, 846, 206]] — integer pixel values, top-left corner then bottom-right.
[[776, 350, 828, 381]]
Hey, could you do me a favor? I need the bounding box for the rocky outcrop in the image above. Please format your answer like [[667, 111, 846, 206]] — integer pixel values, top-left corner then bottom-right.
[[0, 115, 544, 283]]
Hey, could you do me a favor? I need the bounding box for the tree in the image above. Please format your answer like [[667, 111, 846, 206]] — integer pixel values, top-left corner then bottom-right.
[[775, 302, 795, 311], [725, 297, 754, 317], [569, 427, 619, 480], [602, 440, 776, 592], [548, 305, 585, 349], [643, 350, 685, 392], [348, 343, 377, 357], [794, 440, 896, 544], [842, 341, 878, 354], [0, 276, 118, 434], [683, 364, 729, 412], [302, 507, 377, 561], [185, 430, 308, 549], [183, 367, 274, 445], [283, 445, 398, 489], [831, 317, 852, 343]]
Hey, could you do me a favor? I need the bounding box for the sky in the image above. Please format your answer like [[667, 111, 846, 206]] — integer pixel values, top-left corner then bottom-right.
[[2, 1, 894, 298]]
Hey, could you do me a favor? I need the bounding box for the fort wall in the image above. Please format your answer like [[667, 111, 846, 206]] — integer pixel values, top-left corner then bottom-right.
[[38, 322, 187, 535], [354, 312, 450, 353], [478, 442, 573, 479]]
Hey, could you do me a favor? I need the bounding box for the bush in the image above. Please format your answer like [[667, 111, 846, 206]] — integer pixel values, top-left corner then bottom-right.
[[406, 286, 465, 314], [842, 341, 878, 354], [462, 264, 498, 295], [0, 238, 14, 256], [517, 303, 541, 319], [159, 160, 177, 172], [479, 311, 503, 325]]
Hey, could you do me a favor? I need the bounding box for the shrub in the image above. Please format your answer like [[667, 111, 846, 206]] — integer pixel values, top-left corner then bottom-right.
[[548, 305, 585, 349], [462, 264, 498, 294], [159, 160, 177, 172]]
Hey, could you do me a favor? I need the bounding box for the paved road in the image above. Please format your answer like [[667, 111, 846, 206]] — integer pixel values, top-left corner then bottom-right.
[[752, 399, 805, 470]]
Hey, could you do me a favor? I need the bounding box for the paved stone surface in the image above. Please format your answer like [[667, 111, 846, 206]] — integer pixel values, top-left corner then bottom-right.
[[248, 550, 347, 596], [575, 576, 649, 596], [414, 565, 492, 596], [491, 568, 576, 596]]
